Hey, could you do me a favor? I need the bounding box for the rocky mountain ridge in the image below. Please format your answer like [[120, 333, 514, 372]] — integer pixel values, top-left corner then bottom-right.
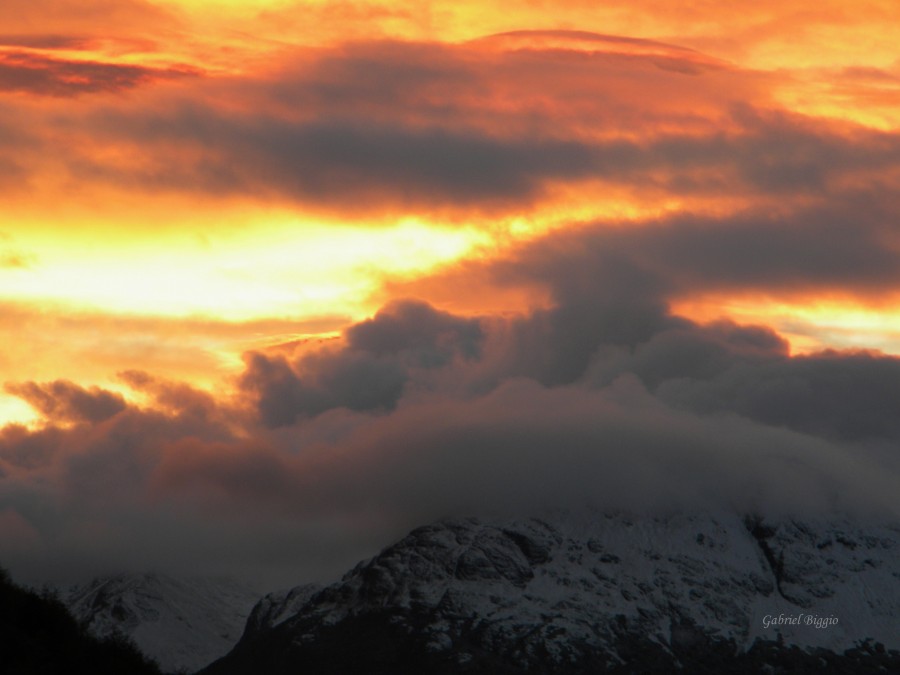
[[203, 508, 900, 674]]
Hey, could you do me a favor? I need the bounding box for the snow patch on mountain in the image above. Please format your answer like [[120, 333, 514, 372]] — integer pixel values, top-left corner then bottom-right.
[[64, 573, 261, 673], [243, 583, 324, 638], [204, 508, 900, 673], [314, 511, 899, 652]]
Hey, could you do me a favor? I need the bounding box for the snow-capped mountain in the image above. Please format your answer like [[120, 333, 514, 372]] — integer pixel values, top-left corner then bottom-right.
[[64, 573, 260, 674], [242, 583, 324, 640], [203, 510, 900, 674]]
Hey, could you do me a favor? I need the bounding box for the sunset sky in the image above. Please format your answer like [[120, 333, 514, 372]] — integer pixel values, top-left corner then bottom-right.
[[2, 1, 900, 586]]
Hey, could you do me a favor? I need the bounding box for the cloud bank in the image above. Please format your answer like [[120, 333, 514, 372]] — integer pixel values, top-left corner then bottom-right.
[[2, 224, 899, 587], [1, 13, 899, 593]]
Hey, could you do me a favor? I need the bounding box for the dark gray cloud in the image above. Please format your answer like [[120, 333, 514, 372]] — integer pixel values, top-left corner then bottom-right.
[[238, 268, 900, 454], [491, 193, 900, 302], [230, 197, 900, 448], [241, 121, 594, 205], [655, 350, 900, 443], [478, 218, 900, 445], [73, 107, 900, 211], [4, 380, 126, 424], [583, 321, 789, 390], [346, 299, 483, 362], [1, 35, 898, 215], [241, 300, 484, 427], [71, 115, 604, 208], [241, 351, 407, 427], [2, 288, 899, 588]]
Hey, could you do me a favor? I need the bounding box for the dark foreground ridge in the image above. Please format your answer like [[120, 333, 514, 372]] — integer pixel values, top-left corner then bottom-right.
[[201, 511, 900, 675], [0, 566, 161, 675]]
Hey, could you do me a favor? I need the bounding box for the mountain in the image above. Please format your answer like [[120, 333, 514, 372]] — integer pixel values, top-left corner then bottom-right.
[[202, 509, 900, 674], [242, 583, 324, 640], [63, 573, 260, 674], [0, 566, 161, 675]]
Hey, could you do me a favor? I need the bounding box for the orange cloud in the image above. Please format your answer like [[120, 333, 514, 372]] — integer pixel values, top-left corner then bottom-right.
[[0, 32, 775, 221], [0, 0, 175, 35], [2, 0, 900, 598], [0, 50, 201, 96]]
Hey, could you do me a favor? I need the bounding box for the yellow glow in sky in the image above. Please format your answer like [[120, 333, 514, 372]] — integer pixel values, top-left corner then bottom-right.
[[673, 296, 900, 356], [0, 217, 488, 426], [2, 220, 486, 322], [4, 0, 900, 432]]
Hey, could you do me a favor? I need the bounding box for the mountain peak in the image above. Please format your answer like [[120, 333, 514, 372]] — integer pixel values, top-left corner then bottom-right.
[[203, 509, 900, 674]]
